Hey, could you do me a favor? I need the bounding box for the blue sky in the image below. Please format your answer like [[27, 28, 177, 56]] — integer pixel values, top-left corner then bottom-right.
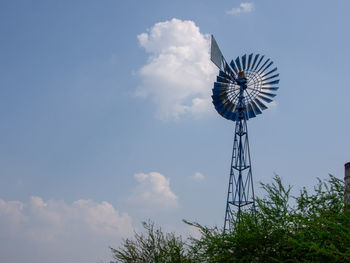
[[1, 1, 350, 262]]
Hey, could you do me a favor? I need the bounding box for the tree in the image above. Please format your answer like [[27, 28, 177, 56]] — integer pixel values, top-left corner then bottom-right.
[[110, 175, 350, 262], [110, 220, 190, 263]]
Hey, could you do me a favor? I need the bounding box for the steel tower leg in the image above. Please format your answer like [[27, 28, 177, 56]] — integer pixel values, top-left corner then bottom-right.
[[224, 117, 255, 233]]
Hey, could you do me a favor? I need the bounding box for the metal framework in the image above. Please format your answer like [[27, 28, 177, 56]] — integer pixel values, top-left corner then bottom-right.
[[224, 79, 255, 232], [210, 35, 279, 233]]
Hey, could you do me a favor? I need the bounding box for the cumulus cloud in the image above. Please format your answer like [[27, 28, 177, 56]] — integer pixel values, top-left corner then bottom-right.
[[137, 18, 217, 120], [0, 196, 133, 240], [0, 197, 133, 263], [226, 2, 254, 15], [191, 172, 205, 181], [130, 172, 178, 209]]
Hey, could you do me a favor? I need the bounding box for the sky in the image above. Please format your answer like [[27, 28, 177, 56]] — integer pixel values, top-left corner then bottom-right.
[[1, 0, 350, 262]]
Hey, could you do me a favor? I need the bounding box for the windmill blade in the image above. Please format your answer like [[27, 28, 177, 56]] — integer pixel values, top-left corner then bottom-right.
[[212, 93, 232, 101], [212, 96, 227, 110], [213, 84, 228, 94], [254, 55, 264, 71], [263, 73, 279, 82], [242, 54, 247, 70], [263, 79, 280, 85], [225, 109, 238, 121], [222, 110, 231, 119], [261, 67, 278, 79], [257, 58, 270, 73], [220, 103, 231, 116], [258, 95, 273, 103], [228, 111, 237, 121], [230, 60, 239, 74], [254, 98, 268, 110], [212, 92, 228, 99], [210, 35, 225, 70], [212, 86, 229, 96], [247, 104, 256, 118], [235, 57, 242, 72], [260, 91, 276, 98], [213, 82, 228, 89], [214, 104, 226, 115], [219, 70, 231, 80], [247, 54, 253, 70], [260, 61, 273, 75], [224, 62, 235, 79], [223, 103, 237, 119], [216, 76, 230, 83], [262, 86, 279, 91], [251, 54, 260, 71], [213, 92, 237, 105], [225, 101, 236, 113], [250, 100, 262, 115]]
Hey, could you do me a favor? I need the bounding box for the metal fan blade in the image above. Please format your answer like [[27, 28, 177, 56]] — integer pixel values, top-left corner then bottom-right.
[[251, 54, 260, 71], [216, 76, 230, 83], [260, 61, 273, 75], [212, 98, 226, 110], [235, 57, 242, 72], [247, 54, 253, 70], [254, 98, 268, 110], [224, 109, 235, 121], [212, 87, 228, 96], [222, 101, 236, 113], [258, 95, 273, 103], [230, 112, 237, 121], [254, 55, 264, 71], [224, 62, 236, 80], [222, 110, 231, 119], [224, 104, 237, 119], [213, 86, 228, 95], [219, 70, 232, 80], [260, 91, 276, 98], [257, 58, 270, 73], [242, 54, 247, 70], [215, 92, 238, 105], [247, 104, 256, 118], [212, 93, 226, 102], [213, 82, 228, 89], [215, 105, 226, 116], [261, 87, 279, 91], [212, 92, 227, 99], [250, 100, 262, 115], [263, 79, 280, 85], [225, 101, 236, 112], [210, 35, 224, 70], [261, 67, 278, 78], [263, 73, 279, 82], [230, 60, 239, 74]]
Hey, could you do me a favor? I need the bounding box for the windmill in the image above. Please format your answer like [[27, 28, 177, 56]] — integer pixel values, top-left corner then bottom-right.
[[210, 35, 280, 232]]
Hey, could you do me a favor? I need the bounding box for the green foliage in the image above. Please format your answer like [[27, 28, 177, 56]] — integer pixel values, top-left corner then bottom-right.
[[110, 220, 190, 263], [110, 175, 350, 263]]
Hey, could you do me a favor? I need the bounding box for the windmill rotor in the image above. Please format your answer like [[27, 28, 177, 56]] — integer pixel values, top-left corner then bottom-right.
[[210, 35, 279, 122]]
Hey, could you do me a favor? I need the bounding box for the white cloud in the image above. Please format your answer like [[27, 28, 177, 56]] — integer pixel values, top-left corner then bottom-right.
[[0, 196, 133, 240], [0, 197, 133, 263], [226, 2, 254, 15], [137, 18, 217, 120], [191, 172, 205, 181], [130, 172, 178, 209]]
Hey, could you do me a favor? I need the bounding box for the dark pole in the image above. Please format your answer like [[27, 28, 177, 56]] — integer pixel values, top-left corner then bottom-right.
[[345, 162, 350, 208]]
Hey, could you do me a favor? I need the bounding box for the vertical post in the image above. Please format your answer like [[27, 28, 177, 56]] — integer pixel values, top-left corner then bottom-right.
[[345, 162, 350, 207]]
